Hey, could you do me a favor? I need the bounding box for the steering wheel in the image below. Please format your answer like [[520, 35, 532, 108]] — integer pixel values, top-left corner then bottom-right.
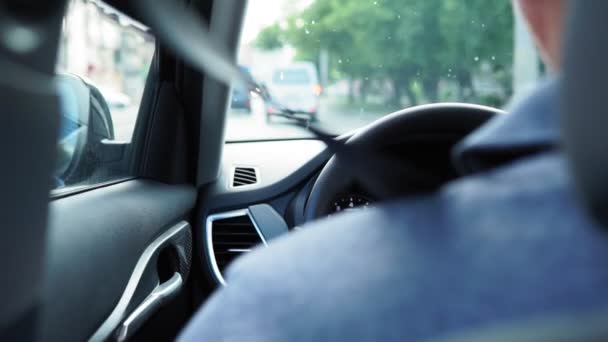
[[304, 103, 503, 220]]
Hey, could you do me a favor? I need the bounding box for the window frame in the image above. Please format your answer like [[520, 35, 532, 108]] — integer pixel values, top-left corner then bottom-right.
[[51, 1, 159, 198]]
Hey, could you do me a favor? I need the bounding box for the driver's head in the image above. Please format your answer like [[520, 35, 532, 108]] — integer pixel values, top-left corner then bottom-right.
[[516, 0, 565, 71]]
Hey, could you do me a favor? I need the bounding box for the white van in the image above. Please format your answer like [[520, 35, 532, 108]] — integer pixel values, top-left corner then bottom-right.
[[266, 62, 322, 121]]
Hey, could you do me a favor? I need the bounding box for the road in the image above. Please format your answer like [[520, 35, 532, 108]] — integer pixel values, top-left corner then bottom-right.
[[109, 94, 389, 142], [225, 94, 387, 141]]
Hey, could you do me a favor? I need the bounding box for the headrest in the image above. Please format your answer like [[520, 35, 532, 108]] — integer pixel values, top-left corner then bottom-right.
[[562, 1, 608, 226]]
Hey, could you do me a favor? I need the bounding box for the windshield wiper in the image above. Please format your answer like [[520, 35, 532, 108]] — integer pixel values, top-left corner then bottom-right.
[[132, 0, 442, 200]]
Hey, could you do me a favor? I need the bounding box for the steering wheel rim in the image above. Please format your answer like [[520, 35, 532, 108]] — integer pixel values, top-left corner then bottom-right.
[[304, 103, 503, 221]]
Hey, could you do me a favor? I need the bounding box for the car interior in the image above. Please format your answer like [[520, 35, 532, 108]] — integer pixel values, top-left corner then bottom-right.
[[2, 0, 608, 341]]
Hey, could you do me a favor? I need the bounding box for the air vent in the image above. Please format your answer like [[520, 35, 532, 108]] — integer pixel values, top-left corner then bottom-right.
[[207, 211, 266, 284], [232, 167, 258, 187]]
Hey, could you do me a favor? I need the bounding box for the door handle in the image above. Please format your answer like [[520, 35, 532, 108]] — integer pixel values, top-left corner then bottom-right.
[[115, 272, 183, 342]]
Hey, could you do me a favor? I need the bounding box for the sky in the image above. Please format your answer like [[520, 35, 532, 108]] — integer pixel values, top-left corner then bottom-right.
[[241, 0, 313, 44]]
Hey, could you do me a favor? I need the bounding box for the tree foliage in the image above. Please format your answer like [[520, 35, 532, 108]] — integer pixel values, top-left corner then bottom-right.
[[254, 23, 284, 50], [256, 0, 513, 105]]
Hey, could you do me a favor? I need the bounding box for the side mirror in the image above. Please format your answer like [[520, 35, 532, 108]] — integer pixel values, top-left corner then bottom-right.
[[54, 74, 116, 188]]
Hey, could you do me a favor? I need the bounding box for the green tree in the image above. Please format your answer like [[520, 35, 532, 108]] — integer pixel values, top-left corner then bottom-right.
[[439, 0, 514, 100], [255, 23, 284, 50], [256, 0, 514, 106]]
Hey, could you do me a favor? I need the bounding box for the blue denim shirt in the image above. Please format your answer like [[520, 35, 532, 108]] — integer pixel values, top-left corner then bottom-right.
[[180, 80, 608, 341]]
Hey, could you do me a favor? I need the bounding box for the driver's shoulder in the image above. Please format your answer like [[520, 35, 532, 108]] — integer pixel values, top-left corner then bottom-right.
[[229, 150, 602, 296], [180, 152, 607, 341], [440, 151, 583, 230], [230, 152, 591, 278]]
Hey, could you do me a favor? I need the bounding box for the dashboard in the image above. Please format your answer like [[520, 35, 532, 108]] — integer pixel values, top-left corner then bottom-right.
[[210, 138, 431, 224], [198, 136, 461, 285], [202, 139, 330, 222], [198, 139, 330, 284], [217, 136, 460, 215], [197, 103, 501, 286], [213, 136, 459, 218]]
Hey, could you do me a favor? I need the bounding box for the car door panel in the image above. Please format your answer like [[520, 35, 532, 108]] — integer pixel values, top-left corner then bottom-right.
[[41, 180, 196, 341]]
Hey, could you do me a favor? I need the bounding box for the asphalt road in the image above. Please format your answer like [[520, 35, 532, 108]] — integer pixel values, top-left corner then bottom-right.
[[225, 94, 387, 141], [109, 94, 389, 142]]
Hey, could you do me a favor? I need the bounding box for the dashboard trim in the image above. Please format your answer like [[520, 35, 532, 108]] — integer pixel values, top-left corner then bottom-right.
[[205, 209, 267, 286]]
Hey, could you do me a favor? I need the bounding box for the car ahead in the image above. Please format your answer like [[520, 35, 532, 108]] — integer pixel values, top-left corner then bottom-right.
[[266, 62, 322, 121], [230, 84, 251, 112], [230, 66, 253, 113]]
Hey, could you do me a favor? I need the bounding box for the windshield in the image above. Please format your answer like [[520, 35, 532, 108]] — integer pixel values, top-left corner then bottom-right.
[[226, 0, 543, 141]]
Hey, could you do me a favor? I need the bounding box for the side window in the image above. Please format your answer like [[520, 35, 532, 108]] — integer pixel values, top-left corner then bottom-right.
[[54, 0, 155, 192]]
